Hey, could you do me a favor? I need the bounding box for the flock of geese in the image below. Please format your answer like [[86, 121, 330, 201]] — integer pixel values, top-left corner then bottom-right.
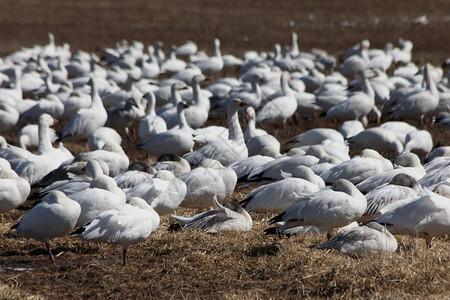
[[1, 32, 450, 265]]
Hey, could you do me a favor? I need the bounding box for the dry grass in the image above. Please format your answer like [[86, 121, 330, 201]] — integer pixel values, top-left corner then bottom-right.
[[1, 0, 450, 298]]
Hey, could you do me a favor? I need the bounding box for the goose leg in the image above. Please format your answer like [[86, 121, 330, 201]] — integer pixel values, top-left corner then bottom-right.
[[45, 242, 55, 262], [123, 248, 128, 266]]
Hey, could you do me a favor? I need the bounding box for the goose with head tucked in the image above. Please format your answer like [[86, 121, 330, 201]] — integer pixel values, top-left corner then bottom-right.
[[171, 197, 252, 232], [72, 196, 160, 266], [183, 98, 248, 167], [13, 191, 81, 262], [317, 222, 398, 256]]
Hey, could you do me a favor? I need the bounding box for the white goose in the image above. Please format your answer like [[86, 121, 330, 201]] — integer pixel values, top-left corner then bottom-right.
[[114, 161, 156, 189], [0, 165, 30, 213], [87, 127, 122, 151], [347, 127, 404, 156], [137, 101, 194, 158], [60, 77, 107, 141], [19, 94, 65, 125], [183, 74, 210, 129], [271, 179, 367, 238], [160, 45, 187, 74], [179, 159, 237, 209], [14, 114, 74, 185], [171, 197, 252, 232], [317, 222, 398, 256], [72, 197, 160, 265], [125, 170, 187, 215], [243, 106, 268, 142], [156, 81, 188, 129], [138, 92, 167, 140], [18, 123, 57, 150], [229, 146, 279, 182], [256, 72, 297, 124], [359, 173, 420, 223], [14, 191, 81, 262], [240, 166, 321, 213], [0, 103, 19, 132], [184, 98, 248, 167], [195, 38, 224, 76], [69, 174, 126, 227], [376, 184, 450, 248]]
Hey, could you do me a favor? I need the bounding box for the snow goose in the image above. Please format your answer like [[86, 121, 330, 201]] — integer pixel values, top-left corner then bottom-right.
[[176, 40, 198, 57], [229, 73, 264, 109], [379, 121, 417, 145], [359, 173, 420, 223], [183, 74, 210, 129], [240, 166, 321, 213], [195, 38, 224, 76], [18, 123, 57, 150], [320, 149, 393, 185], [140, 45, 161, 79], [156, 81, 188, 129], [70, 174, 126, 227], [270, 179, 367, 238], [247, 151, 320, 181], [14, 114, 73, 185], [137, 101, 194, 158], [19, 94, 64, 125], [184, 98, 248, 167], [339, 40, 369, 80], [425, 146, 450, 163], [317, 222, 398, 256], [401, 130, 433, 158], [171, 63, 203, 85], [387, 64, 439, 123], [105, 97, 145, 136], [243, 106, 268, 142], [356, 152, 426, 193], [0, 166, 30, 212], [289, 128, 345, 148], [171, 197, 252, 232], [0, 136, 35, 169], [256, 71, 297, 124], [88, 127, 122, 151], [60, 77, 108, 141], [0, 101, 19, 131], [179, 159, 237, 209], [59, 89, 92, 122], [347, 127, 404, 157], [151, 153, 191, 177], [125, 170, 187, 215], [72, 197, 160, 265], [75, 142, 129, 177], [0, 68, 22, 104], [376, 184, 450, 248], [138, 92, 167, 140], [229, 146, 280, 182], [13, 190, 81, 262], [325, 71, 375, 124], [114, 161, 156, 189], [339, 120, 365, 139], [160, 45, 187, 74]]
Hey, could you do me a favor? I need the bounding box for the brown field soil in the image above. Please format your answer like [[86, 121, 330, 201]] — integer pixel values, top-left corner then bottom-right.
[[1, 0, 450, 299]]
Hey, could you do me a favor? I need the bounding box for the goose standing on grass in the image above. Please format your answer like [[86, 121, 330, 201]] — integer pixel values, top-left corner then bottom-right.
[[270, 179, 367, 239], [138, 92, 167, 140], [0, 164, 30, 212], [13, 191, 81, 262], [317, 222, 398, 256], [171, 197, 252, 232], [72, 197, 160, 266], [60, 77, 107, 141], [137, 101, 194, 158], [179, 159, 237, 209], [376, 183, 450, 248], [240, 166, 321, 213], [184, 98, 248, 167], [256, 72, 297, 124]]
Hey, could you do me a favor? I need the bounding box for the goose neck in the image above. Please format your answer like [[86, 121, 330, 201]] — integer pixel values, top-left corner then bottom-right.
[[38, 121, 53, 155], [228, 108, 244, 141]]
